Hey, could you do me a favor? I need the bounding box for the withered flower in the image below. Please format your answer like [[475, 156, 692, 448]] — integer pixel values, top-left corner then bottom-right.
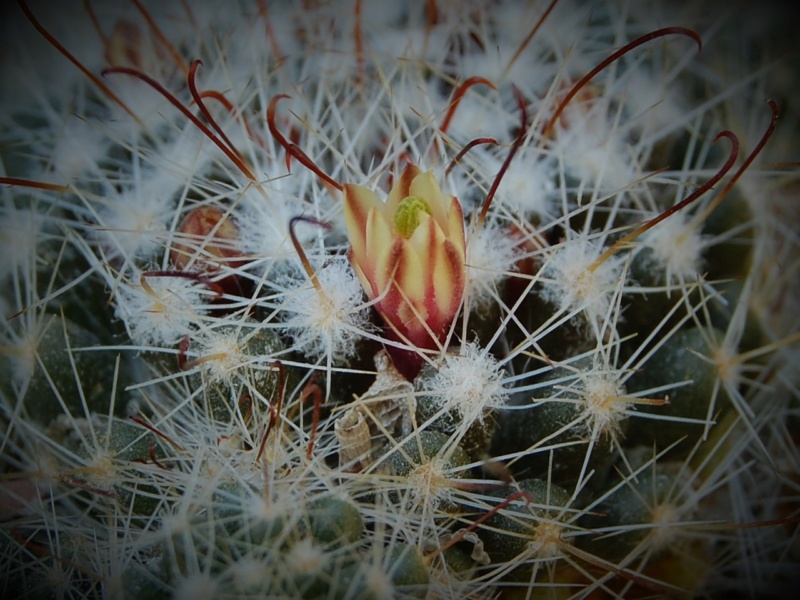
[[171, 206, 247, 297]]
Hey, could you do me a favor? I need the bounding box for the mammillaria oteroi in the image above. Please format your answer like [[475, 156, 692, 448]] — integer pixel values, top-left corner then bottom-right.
[[1, 1, 798, 598]]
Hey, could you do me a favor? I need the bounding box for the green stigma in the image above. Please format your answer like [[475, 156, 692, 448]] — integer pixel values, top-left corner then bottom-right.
[[393, 196, 432, 238]]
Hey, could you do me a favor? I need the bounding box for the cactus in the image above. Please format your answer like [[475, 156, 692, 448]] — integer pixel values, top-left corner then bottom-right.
[[2, 1, 798, 599]]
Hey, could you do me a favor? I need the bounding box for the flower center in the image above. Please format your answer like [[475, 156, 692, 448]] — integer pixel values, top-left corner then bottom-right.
[[393, 195, 432, 238]]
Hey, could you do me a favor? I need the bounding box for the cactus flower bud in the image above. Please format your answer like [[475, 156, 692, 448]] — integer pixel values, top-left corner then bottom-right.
[[343, 164, 466, 380]]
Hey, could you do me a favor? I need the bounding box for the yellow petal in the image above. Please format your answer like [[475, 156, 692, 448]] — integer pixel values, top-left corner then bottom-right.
[[445, 195, 466, 257], [343, 183, 381, 264], [431, 238, 466, 319], [401, 211, 440, 304], [365, 206, 397, 297], [393, 233, 428, 328], [409, 170, 448, 231]]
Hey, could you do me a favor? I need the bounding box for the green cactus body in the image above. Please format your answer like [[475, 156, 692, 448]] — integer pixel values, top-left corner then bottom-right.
[[479, 479, 572, 584], [626, 327, 730, 452], [3, 317, 124, 426], [492, 357, 624, 483]]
